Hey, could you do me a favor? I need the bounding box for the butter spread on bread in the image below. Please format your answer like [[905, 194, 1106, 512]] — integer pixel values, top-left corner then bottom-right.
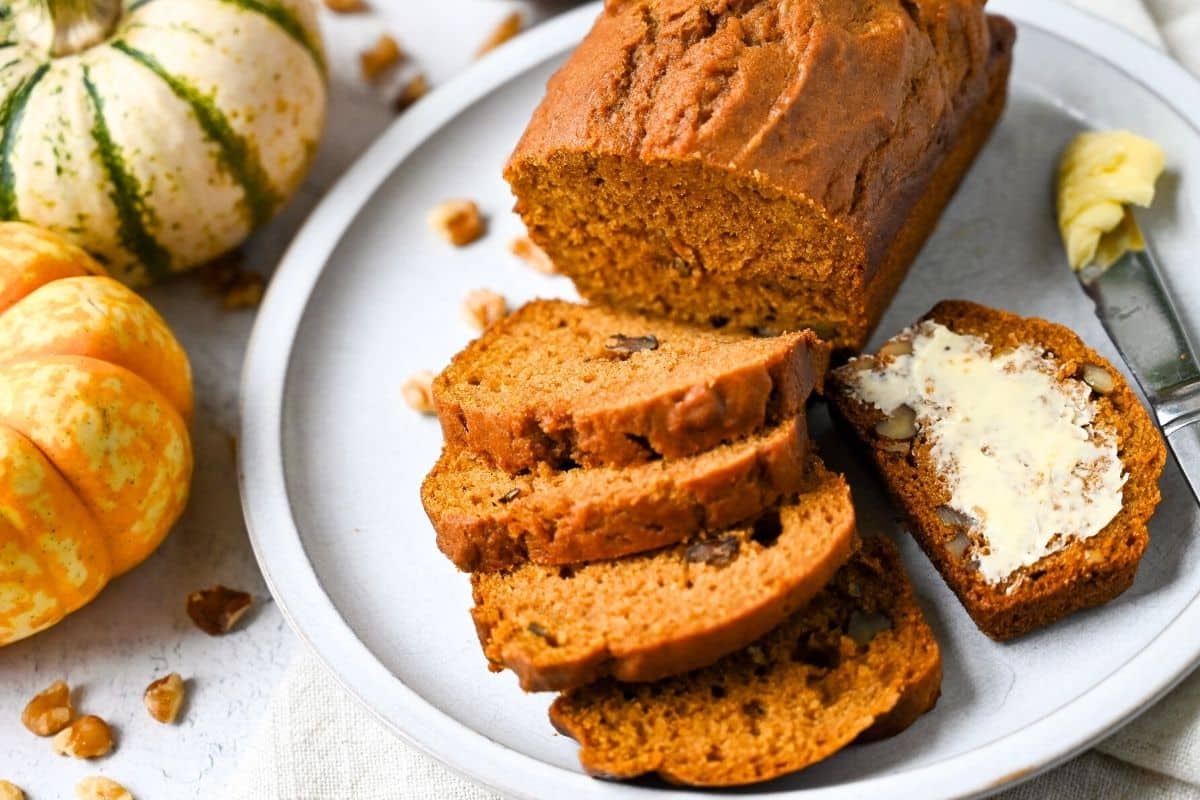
[[838, 320, 1124, 584]]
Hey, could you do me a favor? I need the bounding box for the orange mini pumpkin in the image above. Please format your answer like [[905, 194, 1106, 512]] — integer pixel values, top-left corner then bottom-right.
[[0, 222, 193, 645]]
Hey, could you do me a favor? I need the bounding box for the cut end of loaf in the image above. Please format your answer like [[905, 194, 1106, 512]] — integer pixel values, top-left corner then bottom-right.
[[505, 154, 866, 346]]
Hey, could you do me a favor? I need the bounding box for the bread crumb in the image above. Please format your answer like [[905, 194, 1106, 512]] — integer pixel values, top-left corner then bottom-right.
[[393, 73, 429, 113], [477, 11, 523, 57], [428, 200, 485, 246], [461, 289, 508, 331], [508, 236, 557, 275], [361, 34, 404, 83], [402, 371, 436, 415], [75, 776, 132, 800], [322, 0, 366, 12]]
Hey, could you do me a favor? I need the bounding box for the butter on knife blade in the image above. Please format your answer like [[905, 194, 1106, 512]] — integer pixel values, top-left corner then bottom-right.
[[1056, 130, 1165, 272]]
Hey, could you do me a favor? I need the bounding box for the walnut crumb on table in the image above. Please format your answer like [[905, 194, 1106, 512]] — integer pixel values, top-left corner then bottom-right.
[[461, 289, 508, 331], [75, 777, 132, 800], [199, 255, 266, 310], [477, 11, 523, 57], [322, 0, 366, 12], [144, 672, 186, 724], [187, 586, 253, 635], [361, 34, 404, 82], [53, 715, 114, 759], [0, 780, 25, 800], [402, 371, 436, 415], [428, 200, 485, 246], [22, 679, 73, 736]]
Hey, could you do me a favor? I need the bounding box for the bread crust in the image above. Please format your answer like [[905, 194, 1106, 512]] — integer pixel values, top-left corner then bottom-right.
[[433, 299, 829, 472], [829, 300, 1167, 639], [505, 2, 1015, 349], [471, 458, 856, 691], [548, 537, 942, 786], [422, 416, 808, 572]]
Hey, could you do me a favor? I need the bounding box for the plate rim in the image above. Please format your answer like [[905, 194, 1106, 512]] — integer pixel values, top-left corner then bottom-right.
[[238, 3, 1200, 798]]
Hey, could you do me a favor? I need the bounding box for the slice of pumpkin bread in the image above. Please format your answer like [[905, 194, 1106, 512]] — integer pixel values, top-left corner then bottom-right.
[[830, 301, 1166, 639], [471, 458, 855, 691], [422, 416, 807, 572], [549, 536, 942, 786], [433, 299, 828, 472]]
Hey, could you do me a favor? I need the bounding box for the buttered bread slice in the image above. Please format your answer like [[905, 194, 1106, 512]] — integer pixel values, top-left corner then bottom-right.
[[422, 416, 807, 572], [830, 300, 1166, 639], [471, 458, 855, 691], [433, 299, 828, 472], [549, 537, 941, 786]]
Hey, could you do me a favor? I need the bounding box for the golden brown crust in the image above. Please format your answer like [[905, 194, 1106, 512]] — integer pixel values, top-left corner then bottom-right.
[[470, 458, 856, 691], [505, 3, 1014, 349], [433, 300, 829, 472], [829, 300, 1168, 640], [548, 536, 942, 786], [422, 416, 808, 572]]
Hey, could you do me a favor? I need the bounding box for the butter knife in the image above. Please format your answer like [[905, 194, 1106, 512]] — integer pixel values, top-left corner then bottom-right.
[[1078, 248, 1200, 503]]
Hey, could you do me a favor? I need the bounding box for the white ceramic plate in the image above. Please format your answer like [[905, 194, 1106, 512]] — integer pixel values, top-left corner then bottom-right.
[[239, 2, 1200, 797]]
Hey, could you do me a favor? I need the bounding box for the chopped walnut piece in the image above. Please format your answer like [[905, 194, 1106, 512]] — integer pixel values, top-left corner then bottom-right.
[[75, 776, 132, 800], [187, 586, 253, 636], [360, 34, 404, 82], [0, 780, 25, 800], [22, 679, 73, 737], [508, 236, 557, 275], [53, 715, 114, 759], [323, 0, 366, 11], [144, 673, 186, 724], [199, 254, 266, 310], [401, 371, 436, 415], [461, 289, 508, 331], [427, 199, 485, 246], [477, 11, 523, 57], [392, 74, 429, 113]]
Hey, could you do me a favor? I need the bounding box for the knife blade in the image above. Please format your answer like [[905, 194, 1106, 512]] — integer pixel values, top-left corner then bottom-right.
[[1078, 246, 1200, 503]]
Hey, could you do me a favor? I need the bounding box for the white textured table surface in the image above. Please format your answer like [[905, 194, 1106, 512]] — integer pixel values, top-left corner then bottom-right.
[[0, 2, 559, 797]]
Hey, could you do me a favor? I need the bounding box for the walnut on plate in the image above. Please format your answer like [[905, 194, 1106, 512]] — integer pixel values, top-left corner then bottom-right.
[[402, 371, 436, 415], [427, 200, 485, 246], [0, 780, 25, 800], [461, 289, 508, 332]]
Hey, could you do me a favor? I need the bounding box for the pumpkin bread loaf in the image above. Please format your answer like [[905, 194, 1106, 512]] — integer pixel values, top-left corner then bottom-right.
[[433, 299, 829, 472], [505, 1, 1015, 350], [830, 301, 1166, 639], [472, 458, 855, 691], [549, 536, 942, 786], [422, 416, 807, 572]]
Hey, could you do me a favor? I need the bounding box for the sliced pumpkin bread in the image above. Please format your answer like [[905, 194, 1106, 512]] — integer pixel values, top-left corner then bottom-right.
[[422, 416, 807, 572], [829, 300, 1166, 639], [433, 299, 829, 472], [471, 458, 855, 691], [549, 536, 942, 786]]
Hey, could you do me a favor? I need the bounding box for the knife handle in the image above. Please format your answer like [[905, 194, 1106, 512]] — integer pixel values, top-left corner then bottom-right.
[[1166, 418, 1200, 507]]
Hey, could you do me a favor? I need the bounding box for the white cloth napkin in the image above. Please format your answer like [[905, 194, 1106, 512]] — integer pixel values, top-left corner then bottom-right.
[[229, 2, 1200, 797]]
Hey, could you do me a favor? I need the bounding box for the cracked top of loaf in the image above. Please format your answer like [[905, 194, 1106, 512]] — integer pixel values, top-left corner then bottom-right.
[[510, 0, 994, 244]]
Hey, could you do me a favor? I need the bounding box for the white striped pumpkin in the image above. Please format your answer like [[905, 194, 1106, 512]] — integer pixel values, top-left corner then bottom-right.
[[0, 0, 326, 286]]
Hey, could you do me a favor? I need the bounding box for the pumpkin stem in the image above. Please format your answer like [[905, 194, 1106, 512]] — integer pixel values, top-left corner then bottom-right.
[[43, 0, 122, 56]]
